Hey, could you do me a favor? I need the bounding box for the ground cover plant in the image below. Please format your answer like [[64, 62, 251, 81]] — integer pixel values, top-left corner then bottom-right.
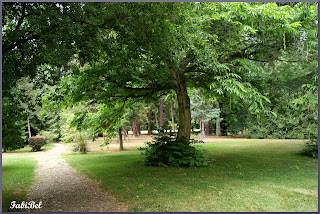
[[64, 139, 317, 212], [2, 157, 37, 212]]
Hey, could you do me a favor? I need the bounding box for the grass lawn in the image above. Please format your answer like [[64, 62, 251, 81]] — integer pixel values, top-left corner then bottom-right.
[[2, 143, 56, 155], [64, 138, 318, 212], [2, 157, 37, 212], [2, 143, 55, 212]]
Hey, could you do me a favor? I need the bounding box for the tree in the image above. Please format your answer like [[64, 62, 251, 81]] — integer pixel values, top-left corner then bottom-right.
[[61, 2, 309, 142], [16, 77, 40, 138], [170, 102, 175, 132], [159, 98, 164, 130], [2, 2, 97, 149], [190, 89, 220, 140], [2, 95, 26, 151], [68, 100, 128, 151], [205, 122, 212, 136], [163, 91, 178, 132], [126, 104, 147, 137], [147, 107, 152, 135]]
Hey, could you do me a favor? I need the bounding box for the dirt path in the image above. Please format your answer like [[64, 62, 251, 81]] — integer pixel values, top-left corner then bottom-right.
[[26, 143, 126, 212]]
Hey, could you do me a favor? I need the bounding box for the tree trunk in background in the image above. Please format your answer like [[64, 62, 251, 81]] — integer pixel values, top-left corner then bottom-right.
[[171, 102, 175, 132], [198, 121, 205, 140], [119, 128, 123, 151], [159, 98, 164, 130], [205, 121, 211, 136], [123, 128, 130, 142], [175, 79, 191, 142], [148, 108, 152, 135], [202, 122, 205, 139], [216, 113, 221, 137], [27, 115, 31, 138], [136, 123, 141, 136], [132, 121, 138, 137], [154, 110, 159, 130]]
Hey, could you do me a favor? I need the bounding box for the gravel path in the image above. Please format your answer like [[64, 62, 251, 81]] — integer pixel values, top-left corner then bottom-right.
[[26, 143, 126, 212]]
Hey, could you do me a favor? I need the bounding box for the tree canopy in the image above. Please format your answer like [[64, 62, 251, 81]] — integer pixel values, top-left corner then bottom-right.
[[2, 2, 317, 154]]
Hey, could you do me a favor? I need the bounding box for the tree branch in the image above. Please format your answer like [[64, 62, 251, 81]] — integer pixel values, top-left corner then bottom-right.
[[3, 34, 41, 56], [14, 3, 27, 32], [247, 57, 312, 63]]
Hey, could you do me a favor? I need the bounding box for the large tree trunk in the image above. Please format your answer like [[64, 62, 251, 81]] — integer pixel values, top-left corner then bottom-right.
[[175, 80, 191, 142], [154, 110, 159, 130], [205, 121, 211, 136], [148, 108, 152, 135], [171, 102, 175, 132], [118, 128, 124, 151], [132, 121, 136, 136], [27, 115, 31, 138], [132, 121, 139, 137], [159, 98, 164, 130]]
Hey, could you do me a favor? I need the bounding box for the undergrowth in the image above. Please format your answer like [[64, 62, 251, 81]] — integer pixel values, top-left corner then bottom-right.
[[302, 138, 318, 158]]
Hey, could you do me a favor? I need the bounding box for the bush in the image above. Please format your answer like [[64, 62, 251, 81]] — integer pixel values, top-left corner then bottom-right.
[[72, 135, 88, 154], [139, 133, 208, 167], [28, 136, 47, 152], [302, 138, 318, 158]]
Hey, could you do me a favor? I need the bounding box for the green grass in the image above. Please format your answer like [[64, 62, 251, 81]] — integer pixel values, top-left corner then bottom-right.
[[2, 143, 55, 211], [2, 157, 37, 212], [3, 143, 56, 153], [63, 139, 318, 212]]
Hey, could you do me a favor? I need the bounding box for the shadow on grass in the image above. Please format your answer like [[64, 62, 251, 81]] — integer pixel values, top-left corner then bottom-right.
[[64, 140, 318, 212]]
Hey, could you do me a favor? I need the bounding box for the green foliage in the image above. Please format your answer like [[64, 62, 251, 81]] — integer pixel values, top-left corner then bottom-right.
[[2, 96, 26, 152], [189, 88, 220, 124], [100, 138, 111, 149], [28, 136, 47, 152], [68, 101, 128, 141], [139, 133, 208, 167], [38, 130, 59, 143], [245, 107, 317, 140], [245, 68, 317, 139], [72, 134, 89, 154], [59, 108, 78, 143], [3, 2, 317, 151], [302, 139, 318, 158]]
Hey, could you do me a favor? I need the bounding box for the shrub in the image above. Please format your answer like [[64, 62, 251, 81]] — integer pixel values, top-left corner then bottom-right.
[[72, 135, 88, 154], [28, 136, 47, 152], [302, 138, 318, 158], [139, 133, 208, 167]]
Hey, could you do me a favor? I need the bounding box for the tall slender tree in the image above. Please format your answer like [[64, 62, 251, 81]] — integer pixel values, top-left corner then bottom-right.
[[159, 98, 164, 130]]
